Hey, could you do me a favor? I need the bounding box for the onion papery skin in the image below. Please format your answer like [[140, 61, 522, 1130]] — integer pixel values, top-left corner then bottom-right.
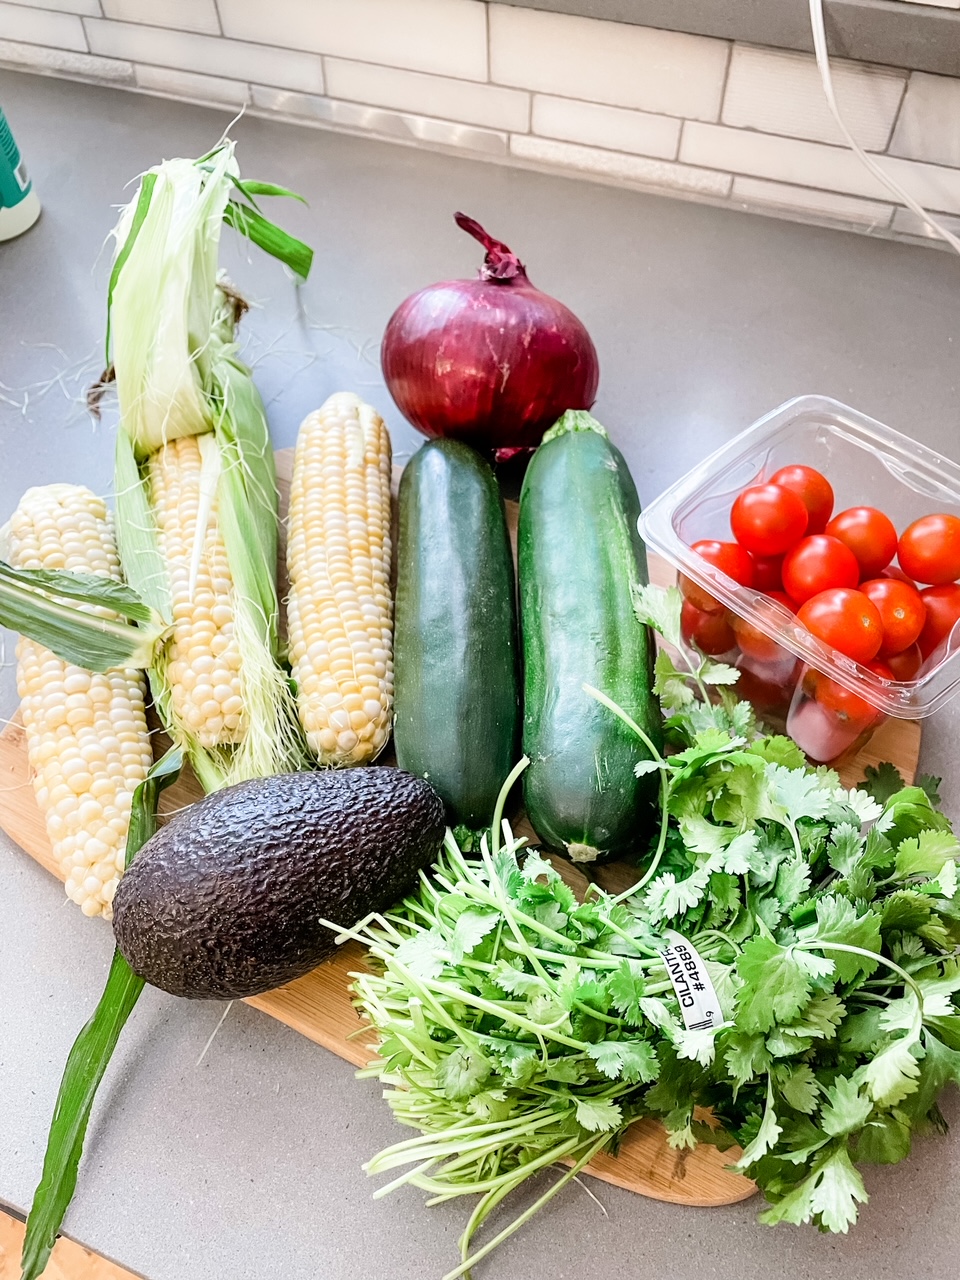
[[381, 217, 599, 454]]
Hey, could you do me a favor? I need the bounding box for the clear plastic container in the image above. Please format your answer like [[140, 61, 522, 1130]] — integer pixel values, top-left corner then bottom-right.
[[638, 395, 960, 762]]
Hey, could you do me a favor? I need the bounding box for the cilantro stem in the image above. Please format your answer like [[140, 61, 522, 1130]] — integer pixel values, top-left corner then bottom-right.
[[490, 756, 530, 860], [444, 1131, 614, 1280], [792, 941, 925, 1007]]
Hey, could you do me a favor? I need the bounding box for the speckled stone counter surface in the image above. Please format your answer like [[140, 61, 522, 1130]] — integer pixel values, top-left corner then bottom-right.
[[2, 67, 960, 1280]]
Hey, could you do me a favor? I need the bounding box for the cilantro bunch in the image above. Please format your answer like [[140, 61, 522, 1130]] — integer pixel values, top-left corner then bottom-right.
[[342, 587, 960, 1279]]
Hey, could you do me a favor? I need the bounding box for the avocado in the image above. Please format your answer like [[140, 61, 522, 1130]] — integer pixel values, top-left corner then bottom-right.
[[111, 767, 445, 999]]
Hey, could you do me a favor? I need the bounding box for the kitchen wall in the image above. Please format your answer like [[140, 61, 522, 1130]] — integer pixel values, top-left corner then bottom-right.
[[2, 0, 960, 246]]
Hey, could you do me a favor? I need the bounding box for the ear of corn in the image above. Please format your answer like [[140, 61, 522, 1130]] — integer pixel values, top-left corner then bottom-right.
[[106, 144, 311, 788], [287, 392, 394, 766], [7, 485, 153, 918]]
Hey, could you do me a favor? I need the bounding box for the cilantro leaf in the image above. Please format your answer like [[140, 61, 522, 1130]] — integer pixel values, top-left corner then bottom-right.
[[394, 928, 446, 979], [827, 822, 866, 877], [575, 1097, 623, 1133], [858, 1037, 922, 1106], [700, 659, 740, 686], [587, 1039, 659, 1083], [820, 1076, 873, 1137], [776, 1063, 820, 1114], [674, 1028, 717, 1066], [809, 1145, 868, 1233], [894, 829, 960, 881], [917, 773, 943, 807], [734, 1076, 782, 1169], [856, 1113, 912, 1164], [764, 765, 835, 826], [860, 761, 905, 805], [736, 936, 812, 1032], [801, 896, 882, 983], [450, 907, 499, 962], [607, 959, 647, 1026], [635, 583, 683, 648], [723, 1031, 771, 1088], [438, 1047, 491, 1100], [748, 736, 807, 770], [653, 648, 695, 710]]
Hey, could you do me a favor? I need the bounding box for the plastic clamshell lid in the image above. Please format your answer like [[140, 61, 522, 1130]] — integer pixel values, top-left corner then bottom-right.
[[638, 394, 960, 720]]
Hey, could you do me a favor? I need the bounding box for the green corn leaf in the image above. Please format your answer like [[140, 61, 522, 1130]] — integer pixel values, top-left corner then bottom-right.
[[0, 561, 155, 624], [105, 170, 157, 364], [232, 177, 308, 204], [0, 568, 159, 671], [20, 749, 182, 1280], [224, 198, 313, 278]]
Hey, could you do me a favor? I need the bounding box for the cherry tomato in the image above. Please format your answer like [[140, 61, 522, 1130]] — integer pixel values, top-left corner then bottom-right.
[[813, 676, 880, 731], [918, 582, 960, 659], [782, 535, 859, 604], [750, 554, 784, 592], [731, 613, 784, 663], [680, 539, 756, 612], [797, 588, 884, 662], [898, 513, 960, 585], [731, 483, 808, 556], [769, 465, 834, 534], [736, 663, 795, 713], [859, 578, 926, 657], [885, 642, 923, 681], [767, 589, 797, 613], [681, 599, 735, 655], [825, 507, 897, 578]]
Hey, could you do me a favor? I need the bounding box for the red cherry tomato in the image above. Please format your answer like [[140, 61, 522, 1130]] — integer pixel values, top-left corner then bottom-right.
[[769, 465, 834, 535], [781, 535, 860, 604], [918, 583, 960, 659], [750, 554, 784, 592], [859, 578, 926, 657], [681, 599, 735, 655], [731, 613, 784, 663], [898, 514, 960, 585], [767, 589, 797, 613], [736, 663, 795, 713], [885, 643, 923, 681], [825, 507, 898, 579], [813, 676, 880, 731], [797, 588, 884, 662], [731, 483, 808, 557], [881, 564, 915, 586]]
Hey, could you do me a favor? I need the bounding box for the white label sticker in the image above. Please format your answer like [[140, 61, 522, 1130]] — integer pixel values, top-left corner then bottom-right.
[[658, 931, 722, 1030]]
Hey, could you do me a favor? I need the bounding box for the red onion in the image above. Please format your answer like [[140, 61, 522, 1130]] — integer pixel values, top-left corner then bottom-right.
[[381, 213, 599, 455]]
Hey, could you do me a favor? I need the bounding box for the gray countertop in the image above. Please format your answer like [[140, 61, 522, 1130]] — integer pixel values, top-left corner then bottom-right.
[[2, 68, 960, 1280]]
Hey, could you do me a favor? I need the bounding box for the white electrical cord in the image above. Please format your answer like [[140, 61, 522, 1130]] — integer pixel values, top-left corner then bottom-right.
[[809, 0, 960, 256]]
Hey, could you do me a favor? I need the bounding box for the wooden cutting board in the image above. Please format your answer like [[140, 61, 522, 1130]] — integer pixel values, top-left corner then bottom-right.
[[0, 449, 921, 1210]]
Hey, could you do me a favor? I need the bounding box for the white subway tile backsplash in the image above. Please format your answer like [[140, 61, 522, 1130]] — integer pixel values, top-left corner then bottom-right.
[[489, 6, 728, 123], [532, 96, 679, 160], [732, 176, 894, 229], [890, 73, 960, 169], [0, 38, 132, 80], [0, 3, 86, 50], [510, 134, 731, 197], [251, 85, 508, 156], [682, 122, 960, 215], [11, 0, 98, 15], [102, 0, 220, 36], [898, 0, 960, 7], [220, 0, 487, 81], [722, 45, 904, 151], [135, 64, 247, 106], [85, 19, 323, 93], [324, 59, 529, 132]]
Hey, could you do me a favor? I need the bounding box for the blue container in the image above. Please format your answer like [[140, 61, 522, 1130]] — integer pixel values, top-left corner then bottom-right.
[[0, 106, 41, 241]]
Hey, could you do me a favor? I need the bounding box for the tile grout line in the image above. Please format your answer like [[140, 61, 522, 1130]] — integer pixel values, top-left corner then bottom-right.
[[883, 69, 911, 155], [717, 37, 735, 127]]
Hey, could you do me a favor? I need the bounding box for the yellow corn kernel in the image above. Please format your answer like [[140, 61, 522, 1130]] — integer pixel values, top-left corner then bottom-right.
[[8, 485, 154, 919], [287, 393, 393, 765], [147, 435, 245, 748]]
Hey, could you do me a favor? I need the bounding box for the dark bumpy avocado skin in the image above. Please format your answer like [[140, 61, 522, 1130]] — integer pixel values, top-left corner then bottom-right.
[[111, 768, 445, 1000]]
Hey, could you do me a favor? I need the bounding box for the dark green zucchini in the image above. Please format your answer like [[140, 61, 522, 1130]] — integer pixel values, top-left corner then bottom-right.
[[518, 411, 661, 862], [394, 439, 520, 828]]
